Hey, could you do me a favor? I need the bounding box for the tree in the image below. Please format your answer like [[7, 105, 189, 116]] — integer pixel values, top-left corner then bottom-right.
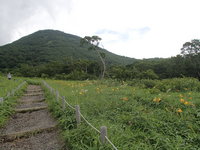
[[139, 69, 159, 79], [181, 39, 200, 79], [80, 36, 106, 79], [181, 39, 200, 56]]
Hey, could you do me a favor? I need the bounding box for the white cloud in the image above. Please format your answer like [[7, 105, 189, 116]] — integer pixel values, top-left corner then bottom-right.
[[1, 0, 200, 59]]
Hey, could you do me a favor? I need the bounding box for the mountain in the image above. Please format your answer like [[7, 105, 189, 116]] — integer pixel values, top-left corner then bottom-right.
[[0, 30, 136, 69]]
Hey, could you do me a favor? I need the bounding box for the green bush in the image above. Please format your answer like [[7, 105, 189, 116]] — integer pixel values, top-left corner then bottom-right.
[[43, 79, 200, 149], [155, 78, 200, 92], [129, 77, 200, 92], [54, 71, 97, 80], [43, 86, 111, 150]]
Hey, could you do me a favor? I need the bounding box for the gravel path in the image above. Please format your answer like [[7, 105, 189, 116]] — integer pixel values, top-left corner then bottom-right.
[[0, 85, 67, 150]]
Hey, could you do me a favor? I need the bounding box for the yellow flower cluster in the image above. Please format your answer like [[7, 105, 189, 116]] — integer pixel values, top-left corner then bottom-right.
[[179, 98, 185, 103], [179, 94, 184, 98], [179, 94, 194, 106], [120, 97, 128, 101], [96, 87, 101, 93], [177, 108, 183, 113], [180, 99, 192, 105], [153, 97, 161, 103], [112, 88, 119, 91], [79, 89, 88, 95]]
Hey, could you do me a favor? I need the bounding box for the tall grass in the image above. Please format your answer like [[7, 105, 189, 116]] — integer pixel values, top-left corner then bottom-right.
[[0, 76, 27, 127], [0, 76, 24, 97], [43, 78, 200, 149]]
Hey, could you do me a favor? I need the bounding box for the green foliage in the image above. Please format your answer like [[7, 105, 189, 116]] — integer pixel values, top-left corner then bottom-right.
[[1, 30, 200, 81], [0, 76, 24, 97], [8, 59, 101, 80], [0, 77, 27, 127], [112, 53, 200, 80], [43, 78, 200, 149], [80, 35, 106, 79], [109, 66, 158, 80], [0, 30, 135, 71], [64, 71, 96, 80], [155, 78, 200, 92], [139, 69, 159, 79], [42, 85, 111, 150], [180, 39, 200, 79], [181, 39, 200, 56], [129, 77, 200, 92]]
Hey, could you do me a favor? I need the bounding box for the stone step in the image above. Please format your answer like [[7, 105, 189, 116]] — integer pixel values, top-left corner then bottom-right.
[[24, 93, 44, 96], [26, 89, 43, 92], [15, 106, 48, 113], [0, 125, 57, 142], [19, 98, 45, 103]]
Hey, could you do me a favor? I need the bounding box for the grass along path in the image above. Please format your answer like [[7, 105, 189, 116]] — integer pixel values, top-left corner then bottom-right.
[[44, 79, 200, 149], [0, 77, 23, 98], [0, 85, 66, 150]]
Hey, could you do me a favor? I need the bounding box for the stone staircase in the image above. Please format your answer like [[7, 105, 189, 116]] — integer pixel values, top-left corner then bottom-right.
[[0, 85, 66, 150]]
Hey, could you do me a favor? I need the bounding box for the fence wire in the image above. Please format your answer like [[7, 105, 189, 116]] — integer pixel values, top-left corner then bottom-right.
[[79, 113, 100, 134], [59, 95, 75, 110], [105, 136, 118, 150]]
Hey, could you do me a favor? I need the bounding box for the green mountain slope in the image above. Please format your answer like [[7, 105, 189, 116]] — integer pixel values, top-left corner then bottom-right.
[[0, 30, 136, 69]]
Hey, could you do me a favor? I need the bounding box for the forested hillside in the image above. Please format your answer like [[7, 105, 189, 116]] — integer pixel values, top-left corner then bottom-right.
[[0, 30, 199, 80], [0, 30, 135, 69]]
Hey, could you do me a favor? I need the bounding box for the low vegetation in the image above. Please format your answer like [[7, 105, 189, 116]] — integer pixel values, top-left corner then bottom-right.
[[0, 30, 199, 81], [0, 30, 200, 149], [0, 30, 134, 73], [0, 76, 27, 127], [42, 78, 200, 149]]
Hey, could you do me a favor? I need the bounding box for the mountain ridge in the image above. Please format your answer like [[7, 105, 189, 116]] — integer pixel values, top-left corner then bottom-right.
[[0, 29, 136, 69]]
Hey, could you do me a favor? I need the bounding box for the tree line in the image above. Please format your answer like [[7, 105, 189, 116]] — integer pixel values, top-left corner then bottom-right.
[[109, 39, 200, 80], [0, 39, 199, 81]]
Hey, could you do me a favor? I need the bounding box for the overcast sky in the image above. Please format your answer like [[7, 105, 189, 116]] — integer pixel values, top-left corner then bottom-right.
[[1, 0, 200, 59]]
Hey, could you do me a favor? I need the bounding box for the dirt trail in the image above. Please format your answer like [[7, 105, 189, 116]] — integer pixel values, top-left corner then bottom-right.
[[0, 85, 67, 150]]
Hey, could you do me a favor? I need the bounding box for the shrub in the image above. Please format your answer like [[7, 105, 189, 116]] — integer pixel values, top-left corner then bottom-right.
[[129, 77, 200, 92]]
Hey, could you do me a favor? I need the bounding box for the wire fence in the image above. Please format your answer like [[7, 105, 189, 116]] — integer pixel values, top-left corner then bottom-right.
[[42, 80, 118, 150], [60, 96, 75, 110], [0, 81, 27, 103]]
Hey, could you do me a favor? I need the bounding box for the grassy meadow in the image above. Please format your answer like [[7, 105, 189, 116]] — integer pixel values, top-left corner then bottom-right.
[[0, 76, 27, 127], [0, 75, 199, 149], [43, 78, 200, 150], [0, 76, 24, 97]]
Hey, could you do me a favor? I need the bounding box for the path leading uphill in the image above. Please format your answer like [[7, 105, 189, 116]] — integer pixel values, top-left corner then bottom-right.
[[0, 85, 66, 150]]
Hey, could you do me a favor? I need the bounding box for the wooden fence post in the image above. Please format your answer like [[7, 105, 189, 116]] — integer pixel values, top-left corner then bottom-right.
[[0, 97, 4, 103], [75, 105, 81, 124], [11, 90, 15, 96], [50, 87, 53, 94], [62, 96, 66, 110], [100, 126, 107, 144], [7, 92, 10, 97], [56, 90, 59, 102]]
